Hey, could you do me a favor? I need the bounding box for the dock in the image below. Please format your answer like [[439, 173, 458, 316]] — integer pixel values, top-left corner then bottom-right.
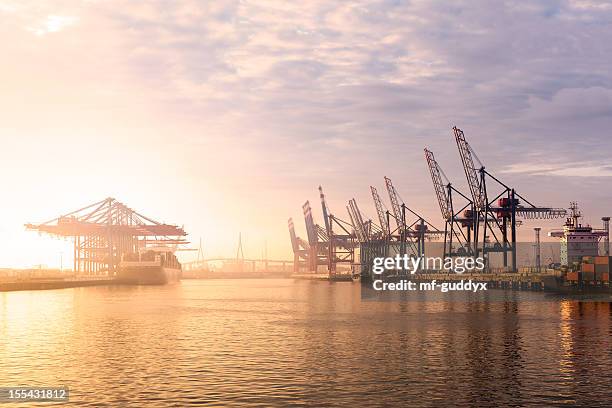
[[292, 273, 357, 282], [0, 277, 115, 292]]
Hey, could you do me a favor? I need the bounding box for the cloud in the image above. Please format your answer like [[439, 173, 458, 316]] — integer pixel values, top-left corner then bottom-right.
[[26, 15, 78, 36], [568, 0, 612, 11], [1, 0, 612, 260], [501, 162, 612, 177], [526, 87, 612, 120], [59, 0, 612, 207]]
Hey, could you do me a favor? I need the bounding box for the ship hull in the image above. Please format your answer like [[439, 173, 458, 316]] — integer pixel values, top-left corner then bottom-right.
[[117, 265, 181, 285], [542, 275, 611, 294]]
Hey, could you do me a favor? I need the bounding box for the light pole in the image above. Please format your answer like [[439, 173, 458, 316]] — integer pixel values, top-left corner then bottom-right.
[[534, 228, 541, 274]]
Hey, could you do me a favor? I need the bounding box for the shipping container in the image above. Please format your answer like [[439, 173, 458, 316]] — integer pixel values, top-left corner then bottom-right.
[[566, 272, 579, 281], [595, 264, 609, 274], [582, 271, 595, 281], [596, 271, 609, 281], [595, 256, 610, 265], [582, 263, 595, 273]]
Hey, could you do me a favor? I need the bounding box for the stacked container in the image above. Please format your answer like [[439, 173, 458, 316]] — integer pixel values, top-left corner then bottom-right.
[[566, 271, 580, 282], [581, 262, 595, 281], [594, 256, 611, 282]]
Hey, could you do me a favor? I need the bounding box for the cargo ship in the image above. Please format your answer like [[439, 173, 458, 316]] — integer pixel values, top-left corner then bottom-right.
[[117, 247, 181, 285], [543, 203, 611, 294], [541, 256, 612, 294]]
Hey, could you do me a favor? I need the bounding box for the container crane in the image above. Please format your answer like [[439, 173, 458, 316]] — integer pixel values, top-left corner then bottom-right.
[[383, 176, 442, 257], [424, 148, 474, 258], [302, 200, 329, 272], [288, 218, 310, 272], [25, 197, 188, 275], [311, 186, 357, 276], [453, 126, 566, 271]]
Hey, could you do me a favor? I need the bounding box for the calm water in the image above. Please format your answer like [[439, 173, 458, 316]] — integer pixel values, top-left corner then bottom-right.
[[1, 279, 612, 407]]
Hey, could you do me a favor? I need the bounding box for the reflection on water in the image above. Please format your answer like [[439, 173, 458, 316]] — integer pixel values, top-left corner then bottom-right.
[[1, 280, 612, 407]]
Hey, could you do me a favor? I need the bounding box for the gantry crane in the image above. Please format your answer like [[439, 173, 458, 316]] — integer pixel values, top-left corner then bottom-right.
[[351, 189, 392, 277], [453, 126, 566, 271], [383, 176, 442, 258], [302, 200, 329, 272], [320, 186, 356, 276], [288, 218, 310, 272], [294, 186, 357, 276], [26, 197, 187, 275], [424, 148, 475, 259]]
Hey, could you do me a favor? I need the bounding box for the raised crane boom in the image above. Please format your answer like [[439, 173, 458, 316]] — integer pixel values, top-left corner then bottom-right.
[[346, 205, 359, 240], [288, 218, 300, 253], [318, 185, 331, 233], [302, 201, 318, 246], [384, 176, 405, 231], [424, 148, 451, 221], [288, 218, 309, 251], [454, 127, 484, 209], [370, 186, 389, 234], [348, 198, 368, 242]]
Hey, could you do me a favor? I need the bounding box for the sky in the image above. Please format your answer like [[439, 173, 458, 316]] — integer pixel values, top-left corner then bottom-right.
[[1, 0, 611, 268]]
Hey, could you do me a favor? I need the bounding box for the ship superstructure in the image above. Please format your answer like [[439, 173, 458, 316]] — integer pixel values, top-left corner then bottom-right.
[[549, 202, 609, 266]]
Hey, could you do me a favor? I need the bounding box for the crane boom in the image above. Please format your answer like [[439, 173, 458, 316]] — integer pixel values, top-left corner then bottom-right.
[[348, 198, 368, 242], [302, 201, 318, 246], [318, 186, 331, 233], [346, 205, 359, 240], [453, 127, 484, 209], [424, 148, 451, 221], [370, 186, 389, 234], [384, 176, 405, 231], [288, 218, 300, 252]]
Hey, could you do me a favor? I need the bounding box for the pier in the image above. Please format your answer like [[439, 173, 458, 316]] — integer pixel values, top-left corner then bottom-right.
[[0, 277, 114, 292]]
